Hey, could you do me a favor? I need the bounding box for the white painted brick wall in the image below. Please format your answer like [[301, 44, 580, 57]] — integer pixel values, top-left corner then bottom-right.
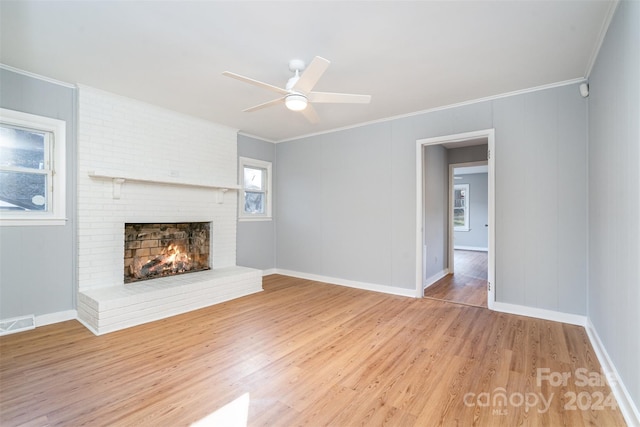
[[77, 86, 239, 291]]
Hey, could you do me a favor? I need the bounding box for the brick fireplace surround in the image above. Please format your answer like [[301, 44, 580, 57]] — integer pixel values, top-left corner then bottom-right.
[[76, 86, 262, 335]]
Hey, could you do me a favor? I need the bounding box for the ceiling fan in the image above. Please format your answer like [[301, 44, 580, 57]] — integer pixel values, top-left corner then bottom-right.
[[222, 56, 371, 123]]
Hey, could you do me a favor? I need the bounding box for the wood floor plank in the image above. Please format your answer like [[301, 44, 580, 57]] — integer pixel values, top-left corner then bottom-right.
[[0, 274, 627, 426]]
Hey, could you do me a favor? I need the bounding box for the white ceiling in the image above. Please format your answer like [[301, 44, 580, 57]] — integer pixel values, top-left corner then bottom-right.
[[0, 1, 615, 142]]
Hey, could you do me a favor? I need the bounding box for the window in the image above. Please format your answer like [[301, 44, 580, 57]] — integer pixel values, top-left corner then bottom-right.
[[239, 157, 272, 220], [453, 184, 469, 231], [0, 108, 66, 226]]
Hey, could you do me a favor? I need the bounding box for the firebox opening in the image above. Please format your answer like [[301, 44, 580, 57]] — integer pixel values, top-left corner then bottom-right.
[[124, 222, 211, 284]]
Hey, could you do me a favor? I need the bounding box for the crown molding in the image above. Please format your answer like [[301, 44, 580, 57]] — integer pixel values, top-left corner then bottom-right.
[[237, 131, 276, 144], [0, 63, 76, 89], [276, 77, 586, 143]]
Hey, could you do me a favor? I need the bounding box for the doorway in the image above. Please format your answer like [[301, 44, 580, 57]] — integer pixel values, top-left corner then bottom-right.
[[415, 129, 495, 309], [424, 162, 489, 307]]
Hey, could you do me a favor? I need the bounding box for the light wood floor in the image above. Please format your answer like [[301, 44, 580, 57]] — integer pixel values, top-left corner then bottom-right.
[[0, 275, 625, 426], [424, 250, 489, 308]]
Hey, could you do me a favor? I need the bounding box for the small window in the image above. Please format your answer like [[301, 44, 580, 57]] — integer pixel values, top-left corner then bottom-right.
[[0, 108, 66, 226], [453, 184, 469, 231], [239, 157, 272, 221]]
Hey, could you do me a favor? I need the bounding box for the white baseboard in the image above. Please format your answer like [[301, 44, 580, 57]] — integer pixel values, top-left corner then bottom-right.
[[454, 246, 488, 252], [585, 318, 640, 427], [75, 316, 99, 335], [423, 268, 449, 290], [275, 269, 417, 298], [492, 301, 587, 326], [261, 268, 277, 276], [35, 310, 78, 327]]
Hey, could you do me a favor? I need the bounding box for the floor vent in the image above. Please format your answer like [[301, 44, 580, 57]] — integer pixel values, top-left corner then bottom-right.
[[0, 315, 35, 336]]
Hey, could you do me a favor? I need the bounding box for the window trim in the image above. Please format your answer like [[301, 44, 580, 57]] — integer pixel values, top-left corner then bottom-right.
[[238, 156, 272, 221], [453, 183, 470, 232], [0, 108, 67, 226]]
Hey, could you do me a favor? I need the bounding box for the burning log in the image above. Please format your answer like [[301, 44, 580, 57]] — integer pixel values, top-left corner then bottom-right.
[[140, 256, 168, 277], [132, 242, 193, 279]]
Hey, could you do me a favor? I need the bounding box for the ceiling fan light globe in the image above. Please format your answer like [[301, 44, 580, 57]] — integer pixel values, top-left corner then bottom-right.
[[285, 94, 308, 111]]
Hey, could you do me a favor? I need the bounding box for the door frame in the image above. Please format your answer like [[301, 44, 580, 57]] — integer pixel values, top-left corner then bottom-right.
[[415, 129, 496, 309]]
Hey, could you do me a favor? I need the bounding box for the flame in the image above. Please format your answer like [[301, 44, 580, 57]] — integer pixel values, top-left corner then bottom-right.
[[133, 241, 194, 279]]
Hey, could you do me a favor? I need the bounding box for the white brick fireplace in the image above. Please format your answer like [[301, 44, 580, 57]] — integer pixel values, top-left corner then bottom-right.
[[76, 86, 262, 335]]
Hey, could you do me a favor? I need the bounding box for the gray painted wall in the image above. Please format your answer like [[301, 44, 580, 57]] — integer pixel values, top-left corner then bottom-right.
[[276, 83, 588, 314], [454, 172, 488, 250], [588, 0, 640, 413], [236, 134, 276, 270], [492, 86, 587, 314], [276, 123, 394, 284], [423, 145, 448, 279], [0, 69, 77, 319]]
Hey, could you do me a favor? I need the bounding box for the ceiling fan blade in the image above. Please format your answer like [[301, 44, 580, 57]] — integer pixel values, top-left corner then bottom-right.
[[301, 103, 320, 124], [243, 97, 285, 112], [222, 71, 289, 96], [293, 56, 330, 93], [308, 91, 371, 104]]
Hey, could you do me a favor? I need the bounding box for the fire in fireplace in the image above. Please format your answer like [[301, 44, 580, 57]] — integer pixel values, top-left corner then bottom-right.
[[124, 222, 210, 283]]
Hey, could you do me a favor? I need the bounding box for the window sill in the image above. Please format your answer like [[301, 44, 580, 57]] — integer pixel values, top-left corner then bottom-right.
[[0, 217, 68, 227], [238, 217, 273, 222]]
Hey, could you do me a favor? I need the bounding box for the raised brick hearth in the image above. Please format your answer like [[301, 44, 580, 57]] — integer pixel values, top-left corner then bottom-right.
[[78, 266, 261, 335]]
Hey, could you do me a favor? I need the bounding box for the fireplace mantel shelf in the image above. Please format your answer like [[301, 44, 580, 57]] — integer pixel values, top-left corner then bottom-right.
[[88, 169, 240, 202]]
